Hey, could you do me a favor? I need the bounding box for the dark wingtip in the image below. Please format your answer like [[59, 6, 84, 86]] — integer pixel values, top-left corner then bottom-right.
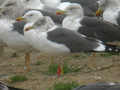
[[105, 44, 120, 53]]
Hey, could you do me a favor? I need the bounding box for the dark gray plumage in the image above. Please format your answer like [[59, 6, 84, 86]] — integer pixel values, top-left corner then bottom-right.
[[116, 12, 120, 25], [47, 27, 99, 52], [61, 0, 99, 16], [12, 21, 26, 35], [73, 82, 120, 90], [47, 27, 120, 53], [78, 16, 120, 42]]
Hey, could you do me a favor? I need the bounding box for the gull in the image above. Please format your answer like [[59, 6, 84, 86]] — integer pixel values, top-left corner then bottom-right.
[[0, 10, 45, 72], [23, 14, 120, 58], [56, 3, 120, 46]]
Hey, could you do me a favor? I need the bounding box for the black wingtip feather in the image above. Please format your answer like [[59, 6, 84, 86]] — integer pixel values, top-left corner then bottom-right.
[[105, 44, 120, 53]]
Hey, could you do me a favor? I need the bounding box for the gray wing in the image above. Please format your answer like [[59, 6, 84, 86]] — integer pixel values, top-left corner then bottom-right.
[[78, 16, 120, 42], [12, 21, 26, 35], [116, 11, 120, 25], [47, 27, 101, 52]]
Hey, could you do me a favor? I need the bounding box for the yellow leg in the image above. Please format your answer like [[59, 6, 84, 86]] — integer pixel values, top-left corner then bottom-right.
[[25, 52, 31, 72]]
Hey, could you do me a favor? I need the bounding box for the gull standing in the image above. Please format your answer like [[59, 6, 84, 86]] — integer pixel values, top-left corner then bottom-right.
[[56, 3, 120, 45], [0, 10, 45, 71], [23, 14, 120, 56]]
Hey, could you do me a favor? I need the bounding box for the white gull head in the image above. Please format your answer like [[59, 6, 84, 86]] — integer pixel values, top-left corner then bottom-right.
[[61, 3, 84, 30], [62, 3, 84, 17], [23, 10, 44, 23]]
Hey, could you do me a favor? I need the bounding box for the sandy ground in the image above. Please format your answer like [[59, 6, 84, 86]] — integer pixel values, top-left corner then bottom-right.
[[0, 47, 120, 90]]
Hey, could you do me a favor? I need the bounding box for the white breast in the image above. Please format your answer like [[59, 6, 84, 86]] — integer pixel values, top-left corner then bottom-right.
[[2, 31, 31, 51], [24, 29, 70, 55], [62, 16, 82, 31]]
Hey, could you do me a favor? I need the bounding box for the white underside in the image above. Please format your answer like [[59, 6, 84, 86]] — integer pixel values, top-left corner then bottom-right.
[[2, 31, 31, 52], [0, 19, 14, 46], [94, 43, 106, 51], [24, 27, 70, 55], [0, 19, 32, 52]]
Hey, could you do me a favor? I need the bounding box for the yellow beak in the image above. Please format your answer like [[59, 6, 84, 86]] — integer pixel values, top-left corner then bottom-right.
[[96, 8, 103, 16], [16, 17, 25, 21], [25, 26, 34, 32], [56, 10, 66, 15]]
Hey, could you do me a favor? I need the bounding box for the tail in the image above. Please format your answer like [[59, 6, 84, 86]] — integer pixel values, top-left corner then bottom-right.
[[94, 42, 120, 53], [105, 44, 120, 53]]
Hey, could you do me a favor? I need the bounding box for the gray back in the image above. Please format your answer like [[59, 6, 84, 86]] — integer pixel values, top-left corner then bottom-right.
[[47, 27, 100, 52], [12, 21, 26, 35]]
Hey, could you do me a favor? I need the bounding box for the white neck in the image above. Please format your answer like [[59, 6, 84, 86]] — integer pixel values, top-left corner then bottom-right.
[[62, 15, 82, 31]]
